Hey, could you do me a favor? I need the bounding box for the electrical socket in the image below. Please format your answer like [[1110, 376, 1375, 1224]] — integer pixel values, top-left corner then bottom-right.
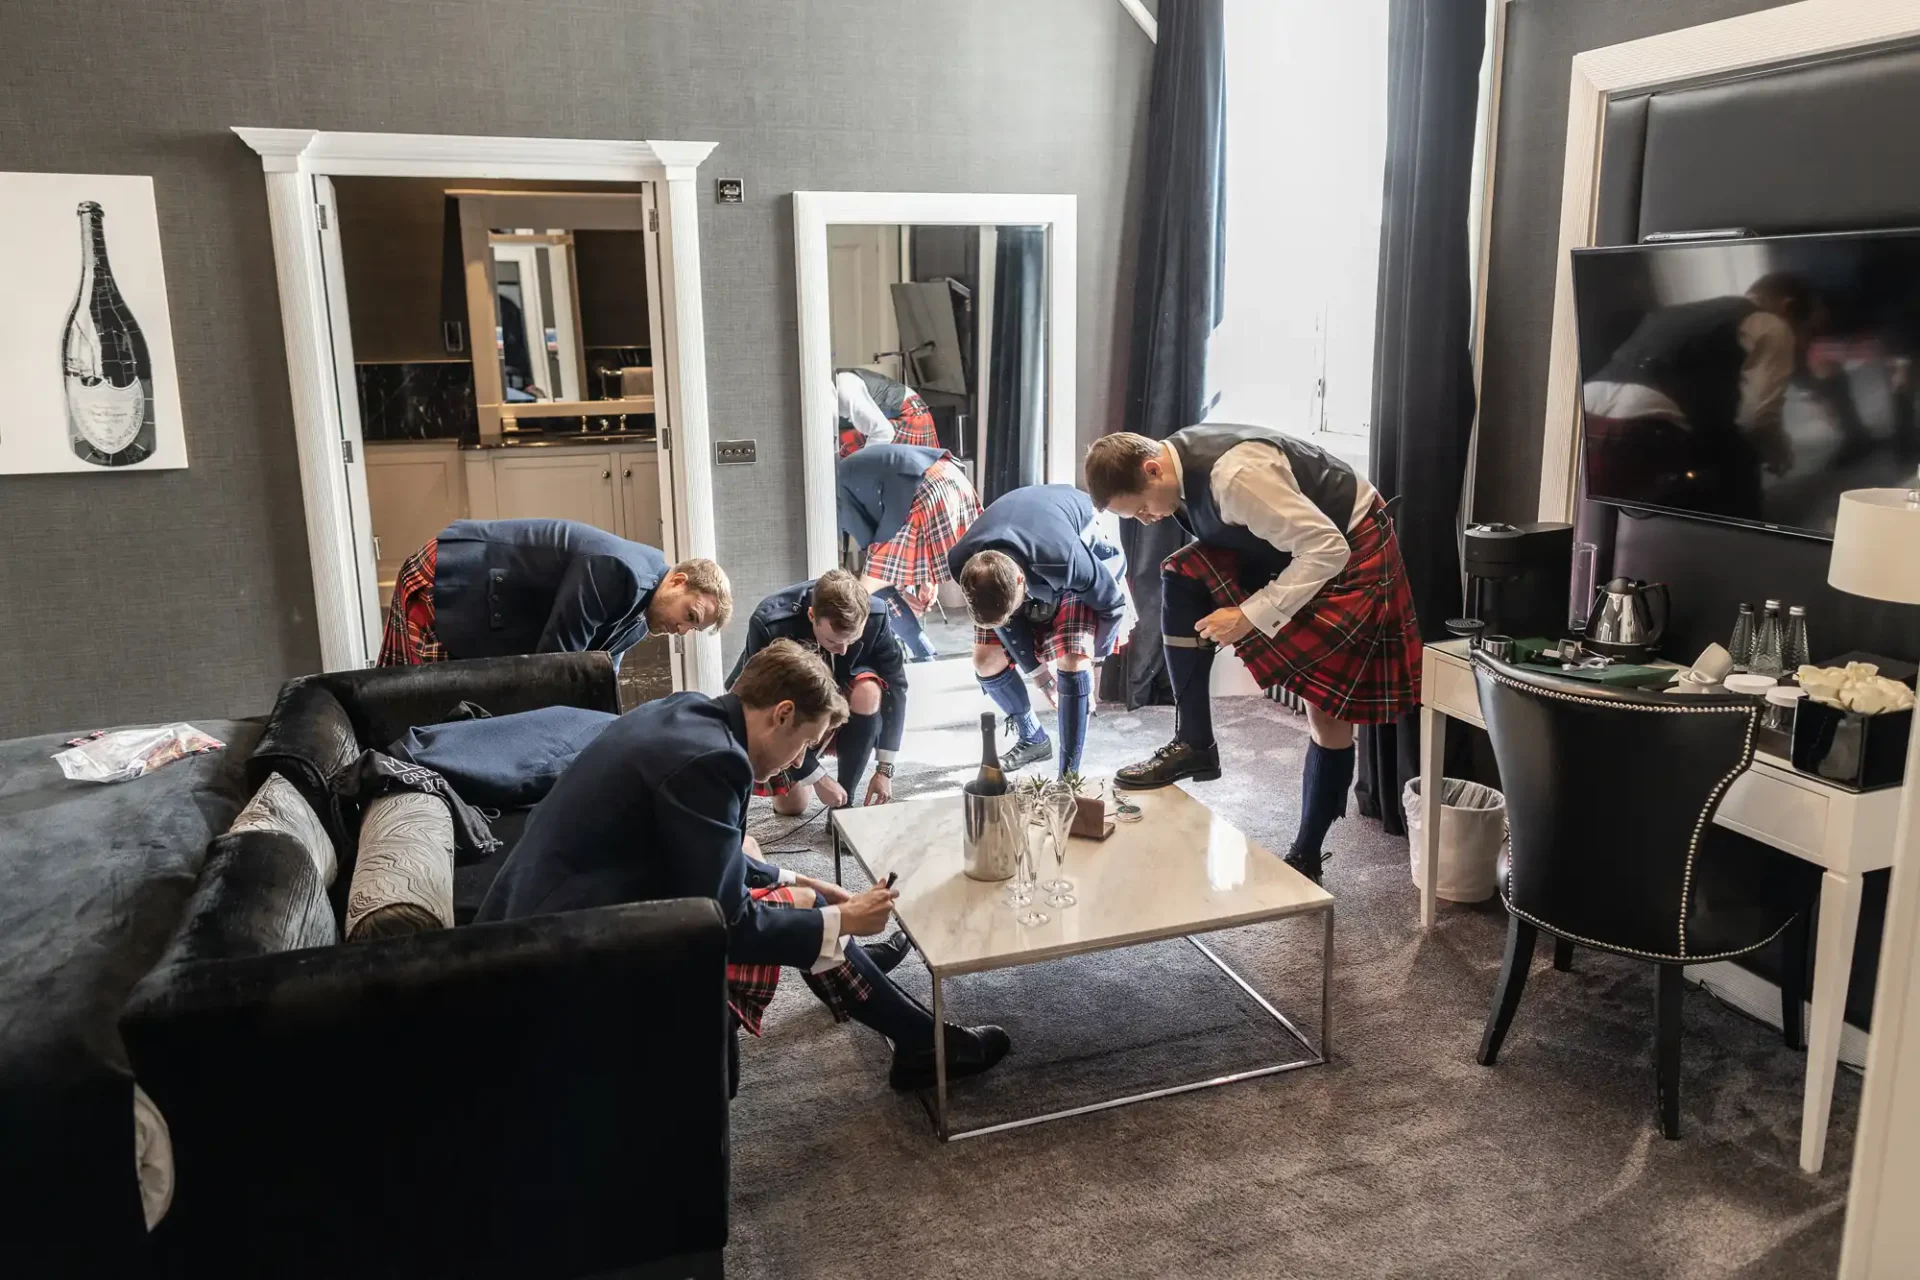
[[715, 439, 757, 466]]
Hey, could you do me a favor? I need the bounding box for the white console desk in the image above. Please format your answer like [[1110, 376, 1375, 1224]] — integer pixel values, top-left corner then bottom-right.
[[1418, 638, 1904, 1173]]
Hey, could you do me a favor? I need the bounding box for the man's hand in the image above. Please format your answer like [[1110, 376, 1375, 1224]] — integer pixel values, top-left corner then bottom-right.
[[863, 770, 894, 806], [815, 776, 849, 809], [836, 883, 899, 936], [742, 834, 763, 859], [794, 874, 851, 905], [1196, 606, 1254, 645], [1029, 666, 1059, 709]]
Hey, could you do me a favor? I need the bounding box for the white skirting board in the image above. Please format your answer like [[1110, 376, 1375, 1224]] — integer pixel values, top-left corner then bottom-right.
[[1689, 960, 1869, 1070]]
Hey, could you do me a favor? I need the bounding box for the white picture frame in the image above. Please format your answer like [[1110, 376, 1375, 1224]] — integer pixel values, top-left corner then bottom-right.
[[0, 172, 188, 473]]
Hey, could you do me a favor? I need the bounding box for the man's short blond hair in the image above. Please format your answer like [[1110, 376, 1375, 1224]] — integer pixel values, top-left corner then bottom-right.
[[732, 638, 849, 731], [1083, 432, 1164, 508], [672, 557, 733, 630]]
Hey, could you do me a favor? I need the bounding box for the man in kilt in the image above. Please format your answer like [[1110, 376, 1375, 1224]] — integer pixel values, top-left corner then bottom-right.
[[378, 518, 731, 667], [835, 368, 942, 458], [726, 568, 908, 813], [949, 484, 1135, 776], [1084, 426, 1422, 883], [478, 639, 1010, 1090], [837, 441, 983, 662]]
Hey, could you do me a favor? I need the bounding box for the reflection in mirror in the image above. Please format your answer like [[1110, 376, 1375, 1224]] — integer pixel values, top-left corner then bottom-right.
[[491, 231, 583, 403], [825, 223, 1050, 512]]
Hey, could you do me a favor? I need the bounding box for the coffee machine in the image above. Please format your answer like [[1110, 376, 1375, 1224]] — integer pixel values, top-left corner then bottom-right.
[[1461, 521, 1575, 639]]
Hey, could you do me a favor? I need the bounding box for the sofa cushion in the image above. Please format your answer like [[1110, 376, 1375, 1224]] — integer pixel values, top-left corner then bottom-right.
[[227, 772, 337, 887], [345, 793, 455, 941], [172, 830, 338, 963]]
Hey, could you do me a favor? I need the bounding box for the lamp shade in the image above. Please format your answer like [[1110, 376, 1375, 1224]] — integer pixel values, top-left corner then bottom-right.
[[1828, 487, 1920, 605]]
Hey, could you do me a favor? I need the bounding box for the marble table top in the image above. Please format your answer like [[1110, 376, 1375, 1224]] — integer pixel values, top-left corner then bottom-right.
[[831, 784, 1333, 977]]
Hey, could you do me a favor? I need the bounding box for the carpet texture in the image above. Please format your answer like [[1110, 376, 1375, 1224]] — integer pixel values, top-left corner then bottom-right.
[[730, 693, 1856, 1279]]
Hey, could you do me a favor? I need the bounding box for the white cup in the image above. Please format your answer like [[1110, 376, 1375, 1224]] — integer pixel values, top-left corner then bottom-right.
[[1689, 642, 1734, 685]]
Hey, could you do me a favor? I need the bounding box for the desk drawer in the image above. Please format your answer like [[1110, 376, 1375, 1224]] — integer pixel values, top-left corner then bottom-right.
[[1425, 650, 1483, 727], [1716, 768, 1830, 863]]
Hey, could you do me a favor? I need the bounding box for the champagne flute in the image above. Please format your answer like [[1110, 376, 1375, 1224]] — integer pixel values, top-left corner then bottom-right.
[[1013, 813, 1049, 926], [1041, 781, 1077, 906]]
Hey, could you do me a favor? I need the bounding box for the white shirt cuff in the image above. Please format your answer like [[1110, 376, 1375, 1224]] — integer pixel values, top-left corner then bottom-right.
[[1239, 591, 1290, 639], [810, 906, 848, 973], [795, 764, 829, 786], [776, 866, 798, 886], [874, 748, 898, 764]]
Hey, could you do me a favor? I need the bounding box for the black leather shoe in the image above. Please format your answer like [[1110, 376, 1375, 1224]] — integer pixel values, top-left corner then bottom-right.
[[1114, 740, 1221, 790], [889, 1024, 1012, 1091], [1001, 732, 1053, 772], [1283, 849, 1327, 885], [863, 931, 913, 975]]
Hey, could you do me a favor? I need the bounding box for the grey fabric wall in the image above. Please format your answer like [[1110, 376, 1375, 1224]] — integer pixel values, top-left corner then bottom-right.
[[0, 0, 1150, 735], [1471, 0, 1791, 522]]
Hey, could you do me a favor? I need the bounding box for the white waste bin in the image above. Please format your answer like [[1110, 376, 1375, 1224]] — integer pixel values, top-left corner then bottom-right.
[[1404, 776, 1506, 904]]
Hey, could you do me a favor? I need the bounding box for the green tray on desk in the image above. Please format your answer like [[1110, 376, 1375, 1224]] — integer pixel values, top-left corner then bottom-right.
[[1516, 660, 1676, 689]]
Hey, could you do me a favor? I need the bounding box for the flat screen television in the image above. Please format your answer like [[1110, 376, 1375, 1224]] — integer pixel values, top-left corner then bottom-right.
[[1572, 229, 1920, 538]]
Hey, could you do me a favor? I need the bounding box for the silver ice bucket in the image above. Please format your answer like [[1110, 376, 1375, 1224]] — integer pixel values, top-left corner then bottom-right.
[[961, 787, 1023, 882]]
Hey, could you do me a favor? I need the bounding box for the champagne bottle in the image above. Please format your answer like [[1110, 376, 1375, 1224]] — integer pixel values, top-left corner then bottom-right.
[[973, 711, 1007, 795], [63, 201, 155, 467]]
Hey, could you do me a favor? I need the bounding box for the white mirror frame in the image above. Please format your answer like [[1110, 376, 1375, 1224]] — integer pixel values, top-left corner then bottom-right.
[[792, 191, 1078, 574], [233, 129, 727, 691]]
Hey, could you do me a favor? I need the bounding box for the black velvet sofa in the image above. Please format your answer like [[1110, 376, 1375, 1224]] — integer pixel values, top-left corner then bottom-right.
[[120, 655, 730, 1280]]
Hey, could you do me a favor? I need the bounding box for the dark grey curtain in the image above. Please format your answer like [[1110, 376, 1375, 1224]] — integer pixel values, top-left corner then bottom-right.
[[985, 226, 1048, 503], [1104, 0, 1228, 709], [1353, 0, 1485, 836]]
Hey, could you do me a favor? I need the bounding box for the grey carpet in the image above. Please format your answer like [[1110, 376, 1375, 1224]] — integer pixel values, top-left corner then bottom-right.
[[729, 694, 1855, 1279]]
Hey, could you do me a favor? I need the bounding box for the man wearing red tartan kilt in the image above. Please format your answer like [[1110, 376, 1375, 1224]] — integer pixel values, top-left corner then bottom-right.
[[949, 484, 1136, 777], [838, 441, 983, 662], [835, 368, 942, 458], [476, 639, 1009, 1090], [1085, 426, 1422, 883]]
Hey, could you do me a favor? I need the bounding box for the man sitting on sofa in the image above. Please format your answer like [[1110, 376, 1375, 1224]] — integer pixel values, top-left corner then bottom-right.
[[379, 517, 732, 666], [477, 639, 1010, 1089]]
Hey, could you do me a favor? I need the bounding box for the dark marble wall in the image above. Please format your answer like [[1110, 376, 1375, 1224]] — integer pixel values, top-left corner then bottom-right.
[[356, 362, 478, 441]]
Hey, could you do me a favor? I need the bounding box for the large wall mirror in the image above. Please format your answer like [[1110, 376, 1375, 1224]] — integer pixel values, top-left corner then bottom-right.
[[793, 192, 1077, 572]]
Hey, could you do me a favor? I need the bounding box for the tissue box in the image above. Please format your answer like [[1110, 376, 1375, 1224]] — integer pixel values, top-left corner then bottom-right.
[[1791, 701, 1912, 791]]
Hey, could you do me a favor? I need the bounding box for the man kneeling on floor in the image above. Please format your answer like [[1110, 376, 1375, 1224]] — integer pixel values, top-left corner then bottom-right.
[[477, 638, 1009, 1090]]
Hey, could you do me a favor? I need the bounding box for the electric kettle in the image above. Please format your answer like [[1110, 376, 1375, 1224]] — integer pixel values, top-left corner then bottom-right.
[[1584, 577, 1670, 659]]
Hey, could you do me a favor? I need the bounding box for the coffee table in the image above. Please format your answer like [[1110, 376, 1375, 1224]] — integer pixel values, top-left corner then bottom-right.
[[830, 784, 1334, 1140]]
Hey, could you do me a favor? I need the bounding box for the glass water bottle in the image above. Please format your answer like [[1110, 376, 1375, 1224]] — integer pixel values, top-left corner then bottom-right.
[[1751, 600, 1785, 678], [1783, 606, 1812, 677], [1728, 603, 1756, 673]]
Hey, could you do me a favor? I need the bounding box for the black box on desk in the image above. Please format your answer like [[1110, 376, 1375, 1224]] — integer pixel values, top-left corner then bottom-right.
[[1791, 702, 1913, 791]]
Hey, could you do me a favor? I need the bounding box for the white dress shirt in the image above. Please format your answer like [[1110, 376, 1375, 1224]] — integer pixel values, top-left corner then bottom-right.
[[836, 372, 896, 445], [773, 864, 849, 971], [1169, 441, 1378, 639]]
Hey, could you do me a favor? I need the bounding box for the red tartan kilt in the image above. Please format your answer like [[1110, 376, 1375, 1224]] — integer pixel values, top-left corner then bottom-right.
[[891, 397, 939, 447], [1165, 501, 1422, 724], [974, 594, 1101, 665], [861, 456, 980, 591], [378, 539, 446, 666]]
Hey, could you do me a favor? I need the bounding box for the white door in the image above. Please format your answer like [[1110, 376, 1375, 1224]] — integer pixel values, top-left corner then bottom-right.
[[826, 223, 901, 377], [491, 452, 619, 533], [640, 182, 687, 690], [313, 175, 383, 663]]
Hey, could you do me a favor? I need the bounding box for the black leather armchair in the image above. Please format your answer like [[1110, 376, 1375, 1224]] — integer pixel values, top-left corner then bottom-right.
[[121, 656, 731, 1279], [1470, 653, 1818, 1139]]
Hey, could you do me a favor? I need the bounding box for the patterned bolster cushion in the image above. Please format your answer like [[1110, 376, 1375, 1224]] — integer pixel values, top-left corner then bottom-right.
[[346, 792, 455, 942]]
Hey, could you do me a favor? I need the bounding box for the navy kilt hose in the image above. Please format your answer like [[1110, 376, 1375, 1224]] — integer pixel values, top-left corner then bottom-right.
[[1165, 499, 1422, 724]]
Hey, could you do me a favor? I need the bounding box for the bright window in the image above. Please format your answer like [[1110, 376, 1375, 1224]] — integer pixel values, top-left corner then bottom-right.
[[1209, 0, 1391, 474]]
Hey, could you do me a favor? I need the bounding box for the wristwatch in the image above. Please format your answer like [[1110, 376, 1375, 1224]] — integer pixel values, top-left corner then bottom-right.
[[873, 762, 896, 778]]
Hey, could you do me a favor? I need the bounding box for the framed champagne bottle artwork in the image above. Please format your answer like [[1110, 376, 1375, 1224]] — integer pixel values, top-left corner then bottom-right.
[[0, 172, 187, 473]]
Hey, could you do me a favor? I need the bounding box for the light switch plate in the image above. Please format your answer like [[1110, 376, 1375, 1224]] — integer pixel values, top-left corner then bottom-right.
[[715, 439, 757, 465], [716, 178, 743, 204]]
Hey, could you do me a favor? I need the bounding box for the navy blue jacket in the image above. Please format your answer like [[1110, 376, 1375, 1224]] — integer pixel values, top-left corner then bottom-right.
[[725, 581, 909, 782], [949, 485, 1129, 647], [475, 692, 822, 969], [432, 519, 669, 660], [836, 443, 947, 548]]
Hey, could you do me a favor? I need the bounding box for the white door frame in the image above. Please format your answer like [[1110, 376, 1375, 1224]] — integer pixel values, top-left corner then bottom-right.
[[1532, 0, 1920, 523], [792, 191, 1078, 574], [233, 128, 727, 691]]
